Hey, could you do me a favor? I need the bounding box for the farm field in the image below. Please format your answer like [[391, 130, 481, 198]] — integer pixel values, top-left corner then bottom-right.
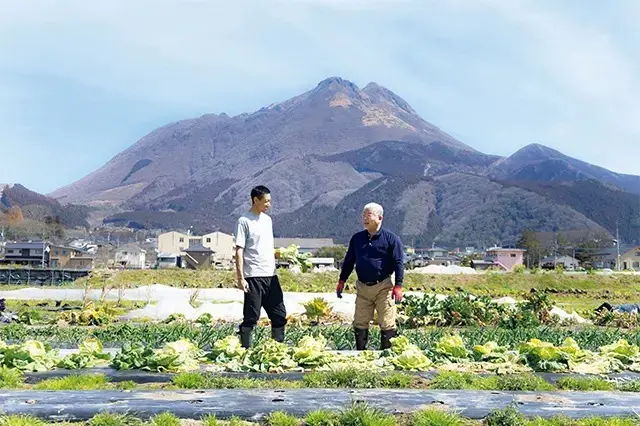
[[4, 270, 640, 422], [4, 268, 640, 312]]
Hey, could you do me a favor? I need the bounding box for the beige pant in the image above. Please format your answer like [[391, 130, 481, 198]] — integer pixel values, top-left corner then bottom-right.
[[353, 277, 396, 331]]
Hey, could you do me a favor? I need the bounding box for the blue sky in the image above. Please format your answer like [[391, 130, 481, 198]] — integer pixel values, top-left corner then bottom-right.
[[2, 0, 640, 194]]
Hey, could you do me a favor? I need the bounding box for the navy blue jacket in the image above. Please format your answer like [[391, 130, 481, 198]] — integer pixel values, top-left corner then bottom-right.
[[339, 227, 404, 286]]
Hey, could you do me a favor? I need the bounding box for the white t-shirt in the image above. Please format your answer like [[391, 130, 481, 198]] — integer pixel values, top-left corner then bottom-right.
[[234, 211, 276, 278]]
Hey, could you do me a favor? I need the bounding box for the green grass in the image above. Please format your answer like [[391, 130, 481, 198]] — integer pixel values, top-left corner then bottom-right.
[[33, 374, 111, 390], [0, 366, 24, 388], [0, 406, 639, 426]]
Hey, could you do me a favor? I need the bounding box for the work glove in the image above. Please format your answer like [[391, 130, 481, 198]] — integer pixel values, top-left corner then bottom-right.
[[392, 285, 403, 303], [336, 280, 345, 298]]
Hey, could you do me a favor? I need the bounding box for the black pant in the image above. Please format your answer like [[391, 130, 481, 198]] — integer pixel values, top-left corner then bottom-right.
[[241, 275, 287, 328]]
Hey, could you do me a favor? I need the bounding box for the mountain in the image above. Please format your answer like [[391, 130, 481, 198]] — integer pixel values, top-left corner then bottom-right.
[[1, 184, 90, 229], [490, 144, 640, 195], [50, 77, 477, 208], [48, 77, 640, 246]]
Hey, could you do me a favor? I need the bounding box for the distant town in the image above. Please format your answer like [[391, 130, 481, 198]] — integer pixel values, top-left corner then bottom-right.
[[1, 227, 639, 277]]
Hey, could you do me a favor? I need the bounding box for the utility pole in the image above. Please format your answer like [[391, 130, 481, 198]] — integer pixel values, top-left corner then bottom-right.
[[616, 223, 621, 271]]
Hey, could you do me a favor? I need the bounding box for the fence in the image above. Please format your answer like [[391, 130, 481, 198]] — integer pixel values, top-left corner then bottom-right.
[[0, 268, 89, 286]]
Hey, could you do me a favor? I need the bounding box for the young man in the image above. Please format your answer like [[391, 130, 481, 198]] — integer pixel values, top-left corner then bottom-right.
[[234, 185, 287, 348], [336, 202, 404, 350]]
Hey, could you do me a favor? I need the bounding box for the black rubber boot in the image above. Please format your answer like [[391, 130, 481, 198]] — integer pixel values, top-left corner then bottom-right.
[[354, 328, 369, 350], [239, 326, 253, 349], [380, 328, 397, 350], [271, 326, 285, 343]]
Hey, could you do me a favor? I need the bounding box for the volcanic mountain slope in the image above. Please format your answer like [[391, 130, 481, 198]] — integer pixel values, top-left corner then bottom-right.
[[1, 184, 90, 228], [48, 77, 640, 246]]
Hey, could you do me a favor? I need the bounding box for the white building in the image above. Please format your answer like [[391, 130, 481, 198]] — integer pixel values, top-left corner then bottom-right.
[[114, 244, 146, 269]]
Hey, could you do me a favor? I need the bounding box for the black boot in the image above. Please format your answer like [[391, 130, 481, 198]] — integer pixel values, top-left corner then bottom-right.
[[271, 326, 285, 343], [354, 328, 369, 350], [239, 326, 253, 349], [380, 328, 397, 350]]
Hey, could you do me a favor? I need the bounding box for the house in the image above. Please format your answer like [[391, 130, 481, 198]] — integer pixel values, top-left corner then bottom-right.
[[183, 245, 214, 270], [49, 245, 84, 269], [156, 252, 182, 269], [0, 241, 49, 267], [426, 256, 461, 267], [426, 247, 449, 259], [483, 247, 526, 271], [157, 231, 234, 265], [274, 238, 335, 254], [621, 247, 640, 271], [114, 244, 146, 269], [540, 255, 580, 271], [65, 256, 95, 270], [308, 257, 336, 269]]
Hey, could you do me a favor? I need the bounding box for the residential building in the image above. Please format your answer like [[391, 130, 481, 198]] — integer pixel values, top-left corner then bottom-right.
[[65, 256, 95, 270], [426, 247, 449, 259], [156, 253, 181, 269], [49, 245, 84, 269], [183, 245, 214, 270], [621, 247, 640, 271], [114, 244, 146, 269], [540, 255, 580, 271], [484, 247, 526, 271], [426, 256, 461, 267], [0, 241, 49, 267], [157, 231, 234, 265], [274, 238, 335, 254]]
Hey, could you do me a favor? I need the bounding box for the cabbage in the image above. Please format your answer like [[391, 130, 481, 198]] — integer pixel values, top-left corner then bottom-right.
[[599, 339, 640, 364], [292, 336, 331, 368], [0, 340, 59, 372], [208, 336, 246, 363], [434, 334, 471, 361], [390, 347, 432, 371]]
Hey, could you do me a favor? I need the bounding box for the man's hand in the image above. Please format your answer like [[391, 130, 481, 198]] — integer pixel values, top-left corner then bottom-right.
[[392, 285, 403, 303], [336, 280, 345, 298], [237, 277, 249, 293]]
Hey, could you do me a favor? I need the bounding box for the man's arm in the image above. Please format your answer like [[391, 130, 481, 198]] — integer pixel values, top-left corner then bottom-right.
[[339, 236, 356, 283], [391, 234, 405, 287], [234, 219, 248, 292]]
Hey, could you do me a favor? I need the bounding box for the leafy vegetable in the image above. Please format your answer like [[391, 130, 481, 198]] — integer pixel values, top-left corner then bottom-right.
[[112, 339, 205, 372], [58, 338, 111, 369], [292, 336, 332, 368], [0, 340, 59, 372], [433, 334, 471, 361], [207, 335, 246, 363]]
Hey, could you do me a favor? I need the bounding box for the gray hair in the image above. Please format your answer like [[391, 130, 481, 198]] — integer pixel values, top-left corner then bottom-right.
[[363, 202, 384, 217]]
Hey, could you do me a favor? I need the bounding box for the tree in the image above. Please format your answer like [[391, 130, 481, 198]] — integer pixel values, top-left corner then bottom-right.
[[6, 206, 24, 225], [518, 229, 542, 268], [44, 215, 65, 240]]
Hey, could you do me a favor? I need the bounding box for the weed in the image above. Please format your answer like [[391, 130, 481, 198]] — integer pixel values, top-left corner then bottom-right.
[[495, 374, 555, 392], [556, 377, 615, 391], [0, 367, 24, 388], [304, 410, 339, 426], [410, 409, 467, 426], [338, 402, 397, 426], [265, 412, 299, 426], [33, 373, 109, 391], [483, 405, 526, 426], [149, 413, 180, 426], [0, 415, 46, 426]]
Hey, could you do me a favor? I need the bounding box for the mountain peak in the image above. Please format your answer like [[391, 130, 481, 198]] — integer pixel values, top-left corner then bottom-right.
[[362, 81, 416, 115], [314, 76, 360, 93]]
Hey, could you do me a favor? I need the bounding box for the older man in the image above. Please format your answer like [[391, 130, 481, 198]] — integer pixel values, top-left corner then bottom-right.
[[336, 202, 404, 350]]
